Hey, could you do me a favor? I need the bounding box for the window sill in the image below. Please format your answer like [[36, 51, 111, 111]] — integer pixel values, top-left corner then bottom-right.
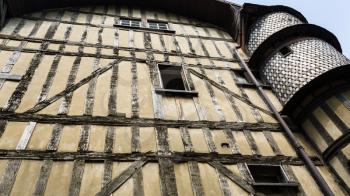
[[155, 88, 198, 97], [251, 182, 299, 188], [236, 82, 271, 89], [252, 182, 300, 195], [114, 24, 176, 34]]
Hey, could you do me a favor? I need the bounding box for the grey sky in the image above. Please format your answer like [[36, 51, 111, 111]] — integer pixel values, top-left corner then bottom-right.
[[231, 0, 350, 57]]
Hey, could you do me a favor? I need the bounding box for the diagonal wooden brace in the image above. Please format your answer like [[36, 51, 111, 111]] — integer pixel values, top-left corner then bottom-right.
[[25, 59, 122, 114], [96, 160, 147, 196], [188, 68, 275, 118], [208, 161, 255, 194]]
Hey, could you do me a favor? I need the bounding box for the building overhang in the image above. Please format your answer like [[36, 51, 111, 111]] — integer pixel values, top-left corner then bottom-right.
[[3, 0, 242, 39], [240, 3, 308, 50], [283, 64, 350, 117], [2, 0, 348, 119]]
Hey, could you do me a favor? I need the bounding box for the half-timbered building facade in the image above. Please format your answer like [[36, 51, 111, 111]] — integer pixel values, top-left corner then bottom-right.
[[0, 0, 348, 195]]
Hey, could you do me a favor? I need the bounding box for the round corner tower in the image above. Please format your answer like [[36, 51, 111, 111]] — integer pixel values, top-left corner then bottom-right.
[[242, 3, 350, 191]]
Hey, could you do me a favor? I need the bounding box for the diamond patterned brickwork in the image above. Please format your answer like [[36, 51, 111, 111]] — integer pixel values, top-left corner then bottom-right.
[[247, 12, 303, 55], [262, 38, 350, 104]]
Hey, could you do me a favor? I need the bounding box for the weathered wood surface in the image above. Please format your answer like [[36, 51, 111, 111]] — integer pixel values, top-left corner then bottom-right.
[[188, 161, 205, 196], [33, 160, 53, 196], [0, 73, 22, 81], [96, 160, 147, 196], [209, 161, 254, 194], [0, 150, 322, 165], [0, 4, 346, 196], [25, 59, 121, 113], [68, 160, 85, 196], [0, 113, 281, 130], [0, 35, 237, 62], [188, 68, 274, 117], [0, 160, 21, 196], [159, 158, 178, 196]]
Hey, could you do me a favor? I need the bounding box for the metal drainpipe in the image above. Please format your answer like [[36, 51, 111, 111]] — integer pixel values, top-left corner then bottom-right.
[[232, 48, 334, 196]]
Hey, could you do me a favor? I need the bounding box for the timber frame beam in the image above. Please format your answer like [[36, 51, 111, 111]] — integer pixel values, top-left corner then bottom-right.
[[209, 161, 255, 193], [0, 112, 281, 130], [96, 160, 148, 196], [188, 68, 274, 117], [0, 42, 237, 63], [0, 150, 323, 165]]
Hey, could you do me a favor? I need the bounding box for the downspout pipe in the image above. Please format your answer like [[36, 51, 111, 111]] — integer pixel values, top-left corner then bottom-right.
[[232, 47, 334, 196]]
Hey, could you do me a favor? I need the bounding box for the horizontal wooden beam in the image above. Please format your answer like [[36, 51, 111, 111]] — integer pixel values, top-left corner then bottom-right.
[[20, 15, 234, 43], [43, 8, 223, 30], [0, 112, 281, 130], [0, 44, 236, 64], [0, 150, 323, 165], [0, 34, 237, 63]]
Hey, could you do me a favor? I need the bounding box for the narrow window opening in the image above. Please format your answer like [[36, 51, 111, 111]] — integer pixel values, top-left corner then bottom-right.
[[247, 164, 299, 195], [156, 64, 198, 97], [234, 70, 270, 88], [119, 18, 141, 28], [159, 64, 186, 91], [279, 46, 293, 57], [221, 143, 230, 148], [148, 21, 169, 31], [248, 165, 286, 183], [234, 71, 249, 84]]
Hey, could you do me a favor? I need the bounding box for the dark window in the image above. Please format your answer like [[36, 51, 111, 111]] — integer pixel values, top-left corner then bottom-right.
[[234, 71, 249, 84], [233, 70, 270, 89], [156, 64, 197, 96], [248, 165, 287, 183], [247, 165, 299, 195], [279, 46, 293, 57], [159, 64, 186, 90], [119, 18, 141, 28], [148, 21, 169, 30], [221, 143, 230, 148]]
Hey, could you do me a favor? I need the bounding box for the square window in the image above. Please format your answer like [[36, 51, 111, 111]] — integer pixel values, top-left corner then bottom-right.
[[148, 21, 169, 31], [119, 18, 141, 28], [234, 71, 249, 84], [149, 23, 158, 29], [158, 23, 168, 30], [247, 165, 299, 195], [158, 64, 186, 90], [248, 165, 287, 183], [233, 70, 269, 88], [279, 46, 293, 57], [155, 63, 198, 97], [120, 20, 129, 26]]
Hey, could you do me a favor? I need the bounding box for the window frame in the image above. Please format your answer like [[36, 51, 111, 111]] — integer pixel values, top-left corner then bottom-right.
[[244, 164, 299, 194], [114, 18, 175, 33], [246, 164, 289, 184], [148, 21, 170, 31], [279, 45, 293, 57], [155, 63, 198, 96], [233, 70, 270, 89], [118, 18, 142, 28], [234, 70, 250, 85]]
